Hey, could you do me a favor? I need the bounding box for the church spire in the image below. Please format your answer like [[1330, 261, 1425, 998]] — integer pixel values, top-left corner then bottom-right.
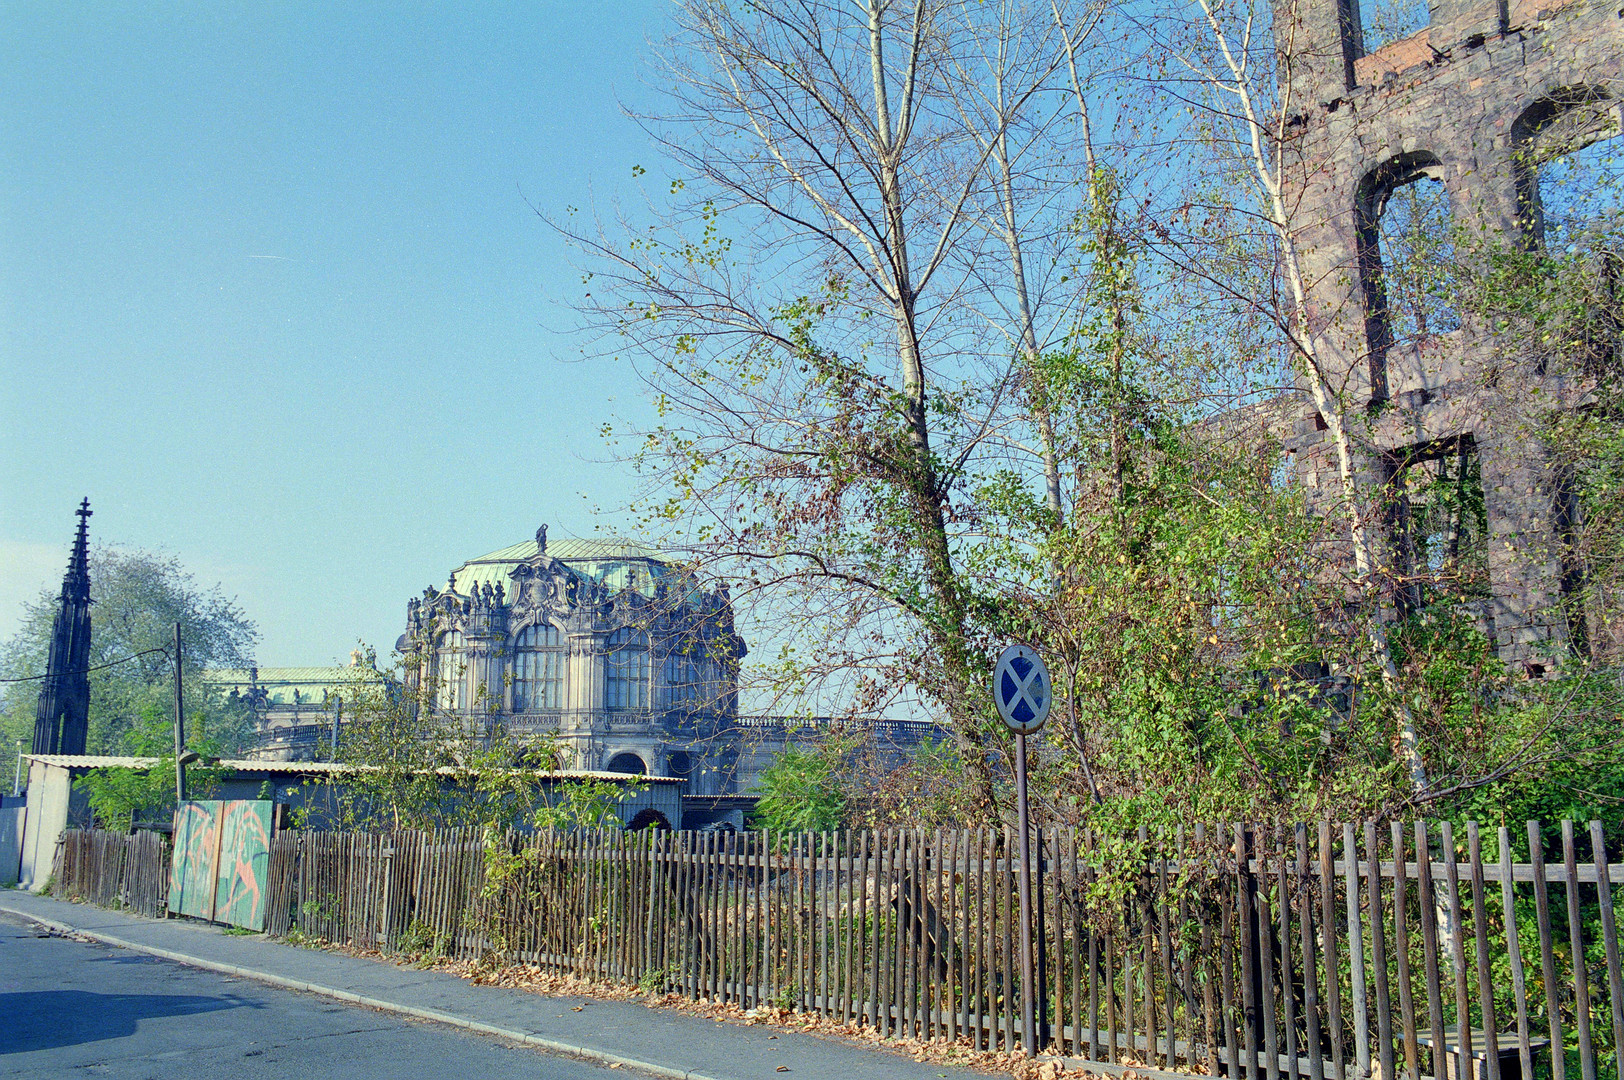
[[33, 499, 94, 756], [64, 498, 92, 603]]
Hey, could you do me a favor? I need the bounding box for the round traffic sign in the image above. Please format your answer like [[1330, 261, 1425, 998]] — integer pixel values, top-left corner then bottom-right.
[[993, 644, 1050, 734]]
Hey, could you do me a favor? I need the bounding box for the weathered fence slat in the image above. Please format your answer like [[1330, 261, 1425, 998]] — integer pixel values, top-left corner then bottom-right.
[[1364, 821, 1393, 1080], [1564, 819, 1598, 1080], [1469, 822, 1503, 1080], [1591, 819, 1624, 1080], [1530, 820, 1568, 1080], [1418, 819, 1450, 1080], [1502, 825, 1535, 1080]]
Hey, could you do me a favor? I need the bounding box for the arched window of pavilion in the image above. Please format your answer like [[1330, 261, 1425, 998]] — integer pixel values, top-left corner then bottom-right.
[[604, 627, 649, 710], [435, 629, 465, 712], [663, 650, 699, 707], [512, 624, 566, 711]]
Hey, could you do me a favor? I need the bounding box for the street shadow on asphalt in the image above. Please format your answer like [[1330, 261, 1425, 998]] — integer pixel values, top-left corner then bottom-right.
[[0, 990, 261, 1054]]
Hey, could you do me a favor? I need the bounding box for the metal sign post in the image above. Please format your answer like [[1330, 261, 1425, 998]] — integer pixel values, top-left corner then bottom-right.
[[993, 643, 1051, 1057]]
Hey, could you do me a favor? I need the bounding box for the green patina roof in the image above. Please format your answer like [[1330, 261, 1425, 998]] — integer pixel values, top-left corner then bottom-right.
[[448, 536, 691, 600], [205, 666, 386, 707]]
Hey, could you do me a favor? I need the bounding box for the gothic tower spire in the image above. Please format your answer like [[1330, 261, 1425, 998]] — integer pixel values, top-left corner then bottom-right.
[[33, 499, 94, 756]]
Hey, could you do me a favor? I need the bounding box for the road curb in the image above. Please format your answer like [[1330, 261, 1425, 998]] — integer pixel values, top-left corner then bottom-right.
[[2, 902, 728, 1080]]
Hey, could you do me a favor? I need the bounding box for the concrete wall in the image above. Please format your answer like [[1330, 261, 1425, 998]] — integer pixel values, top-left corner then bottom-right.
[[19, 759, 91, 891]]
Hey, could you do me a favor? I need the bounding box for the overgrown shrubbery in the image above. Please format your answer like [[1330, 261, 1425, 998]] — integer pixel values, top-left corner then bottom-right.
[[289, 647, 642, 833], [75, 706, 231, 830]]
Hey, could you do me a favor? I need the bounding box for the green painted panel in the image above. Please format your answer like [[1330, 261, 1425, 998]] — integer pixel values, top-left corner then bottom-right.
[[168, 799, 272, 930], [212, 800, 272, 931], [168, 801, 222, 920]]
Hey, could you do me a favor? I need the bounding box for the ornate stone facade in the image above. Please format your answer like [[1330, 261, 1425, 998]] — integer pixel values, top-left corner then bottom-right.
[[212, 661, 388, 761], [399, 528, 748, 794], [233, 527, 948, 815]]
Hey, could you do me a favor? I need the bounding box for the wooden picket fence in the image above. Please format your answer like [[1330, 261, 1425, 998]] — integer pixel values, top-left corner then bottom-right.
[[263, 827, 488, 954], [53, 828, 170, 918], [256, 820, 1623, 1080]]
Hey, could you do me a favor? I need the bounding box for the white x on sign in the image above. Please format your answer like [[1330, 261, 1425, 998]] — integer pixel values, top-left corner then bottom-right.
[[992, 644, 1050, 734]]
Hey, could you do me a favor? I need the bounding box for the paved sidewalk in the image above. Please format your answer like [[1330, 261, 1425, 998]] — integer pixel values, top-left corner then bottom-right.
[[1, 889, 993, 1080]]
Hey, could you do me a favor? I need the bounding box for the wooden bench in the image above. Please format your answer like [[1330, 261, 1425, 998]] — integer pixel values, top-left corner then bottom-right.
[[1415, 1029, 1551, 1080]]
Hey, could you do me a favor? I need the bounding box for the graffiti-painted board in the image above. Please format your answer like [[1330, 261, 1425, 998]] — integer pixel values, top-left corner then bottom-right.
[[169, 800, 272, 930]]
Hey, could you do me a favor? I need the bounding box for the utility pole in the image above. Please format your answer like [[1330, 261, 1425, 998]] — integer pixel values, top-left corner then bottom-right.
[[12, 739, 23, 796], [173, 621, 186, 803], [329, 696, 343, 762]]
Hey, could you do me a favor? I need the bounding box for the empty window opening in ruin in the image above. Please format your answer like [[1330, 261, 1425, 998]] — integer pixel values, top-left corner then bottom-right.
[[1554, 464, 1595, 660], [1358, 155, 1461, 397], [1514, 89, 1624, 372], [1361, 0, 1428, 54], [1386, 436, 1489, 615], [1516, 89, 1624, 253], [1268, 448, 1297, 491]]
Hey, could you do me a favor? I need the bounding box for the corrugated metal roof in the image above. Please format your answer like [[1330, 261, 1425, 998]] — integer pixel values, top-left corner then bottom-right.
[[24, 754, 682, 784]]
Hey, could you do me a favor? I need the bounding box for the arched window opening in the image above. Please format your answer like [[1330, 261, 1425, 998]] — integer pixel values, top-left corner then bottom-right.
[[1386, 436, 1489, 616], [1361, 0, 1428, 54], [1514, 89, 1624, 371], [512, 624, 565, 711], [1515, 89, 1624, 251], [513, 744, 564, 771], [435, 629, 465, 712], [1357, 154, 1459, 397], [1537, 136, 1624, 255], [663, 650, 701, 707], [605, 628, 649, 710], [606, 752, 647, 775], [1375, 178, 1459, 338]]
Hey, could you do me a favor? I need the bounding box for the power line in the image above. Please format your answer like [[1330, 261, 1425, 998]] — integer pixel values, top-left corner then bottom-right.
[[0, 647, 172, 684]]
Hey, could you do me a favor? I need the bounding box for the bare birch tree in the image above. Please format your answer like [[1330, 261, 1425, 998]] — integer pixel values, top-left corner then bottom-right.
[[555, 0, 1110, 814], [1139, 0, 1433, 797]]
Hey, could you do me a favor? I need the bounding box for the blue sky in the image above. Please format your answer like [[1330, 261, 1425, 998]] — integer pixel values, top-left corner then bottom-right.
[[0, 2, 672, 665]]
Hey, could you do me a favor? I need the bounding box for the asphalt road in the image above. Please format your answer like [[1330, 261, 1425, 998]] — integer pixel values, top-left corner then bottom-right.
[[0, 912, 624, 1079]]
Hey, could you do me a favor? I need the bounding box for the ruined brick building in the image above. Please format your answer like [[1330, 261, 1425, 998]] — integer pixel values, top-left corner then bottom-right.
[[1254, 0, 1623, 665]]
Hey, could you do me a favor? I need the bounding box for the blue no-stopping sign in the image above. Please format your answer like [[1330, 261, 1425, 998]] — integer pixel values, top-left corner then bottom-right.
[[993, 644, 1050, 734]]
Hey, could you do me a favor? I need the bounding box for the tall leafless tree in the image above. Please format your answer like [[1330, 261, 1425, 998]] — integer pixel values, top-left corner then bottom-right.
[[555, 0, 1112, 814]]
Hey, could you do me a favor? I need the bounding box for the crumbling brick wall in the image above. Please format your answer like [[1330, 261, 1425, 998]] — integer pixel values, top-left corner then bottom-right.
[[1267, 0, 1622, 665]]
